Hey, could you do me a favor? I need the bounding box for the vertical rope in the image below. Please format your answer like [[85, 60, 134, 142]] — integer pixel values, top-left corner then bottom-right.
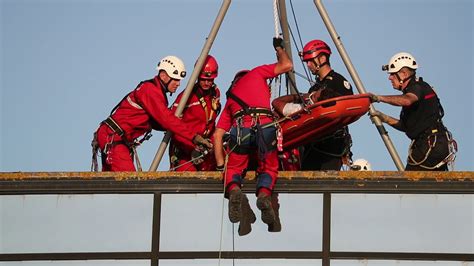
[[288, 0, 313, 84], [217, 154, 229, 266], [273, 0, 280, 37], [218, 146, 236, 266]]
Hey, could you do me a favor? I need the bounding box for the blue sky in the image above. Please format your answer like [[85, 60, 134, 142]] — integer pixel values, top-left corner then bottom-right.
[[1, 1, 473, 266], [1, 0, 472, 171]]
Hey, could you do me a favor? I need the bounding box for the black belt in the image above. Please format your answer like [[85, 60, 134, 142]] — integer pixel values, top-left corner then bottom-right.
[[232, 108, 274, 119], [103, 117, 125, 137]]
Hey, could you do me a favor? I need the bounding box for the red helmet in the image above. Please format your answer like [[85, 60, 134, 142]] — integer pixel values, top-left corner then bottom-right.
[[199, 55, 218, 79], [299, 40, 331, 61]]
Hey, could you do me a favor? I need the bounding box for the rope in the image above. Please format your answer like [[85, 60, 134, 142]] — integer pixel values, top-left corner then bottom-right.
[[218, 144, 238, 266], [287, 0, 313, 84], [273, 0, 280, 37], [169, 151, 208, 171], [232, 224, 236, 266], [217, 153, 228, 266], [293, 70, 316, 85], [289, 0, 306, 54]]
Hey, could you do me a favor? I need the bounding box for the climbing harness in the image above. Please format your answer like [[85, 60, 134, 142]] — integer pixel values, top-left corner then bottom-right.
[[407, 127, 457, 170], [101, 116, 152, 171], [91, 80, 156, 172]]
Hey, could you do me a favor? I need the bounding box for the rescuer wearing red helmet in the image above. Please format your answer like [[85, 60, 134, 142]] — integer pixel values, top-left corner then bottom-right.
[[299, 39, 354, 170], [169, 55, 221, 171], [368, 52, 456, 170], [91, 55, 212, 172], [213, 37, 293, 235]]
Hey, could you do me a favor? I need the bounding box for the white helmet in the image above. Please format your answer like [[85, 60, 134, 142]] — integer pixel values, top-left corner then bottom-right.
[[382, 52, 418, 73], [351, 158, 372, 171], [156, 55, 186, 80]]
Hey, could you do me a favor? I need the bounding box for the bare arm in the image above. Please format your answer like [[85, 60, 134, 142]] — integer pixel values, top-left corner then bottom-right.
[[378, 92, 418, 107], [373, 111, 405, 132], [274, 47, 293, 75], [213, 127, 226, 167], [272, 94, 299, 115]]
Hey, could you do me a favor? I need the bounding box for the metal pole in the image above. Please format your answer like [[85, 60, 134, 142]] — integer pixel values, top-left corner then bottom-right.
[[313, 0, 404, 171], [278, 0, 298, 95], [149, 0, 232, 171]]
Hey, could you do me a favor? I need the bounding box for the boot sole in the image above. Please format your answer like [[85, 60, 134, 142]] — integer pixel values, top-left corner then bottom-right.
[[257, 197, 276, 225], [239, 202, 256, 236], [228, 190, 242, 223]]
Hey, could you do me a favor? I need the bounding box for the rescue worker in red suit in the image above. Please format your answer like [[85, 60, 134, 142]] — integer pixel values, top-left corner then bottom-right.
[[169, 55, 221, 171], [298, 39, 354, 170], [369, 52, 456, 170], [213, 37, 293, 236], [93, 55, 212, 171]]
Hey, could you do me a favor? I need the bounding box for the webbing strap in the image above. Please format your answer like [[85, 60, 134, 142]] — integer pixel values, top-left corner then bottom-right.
[[226, 90, 251, 114], [232, 108, 274, 119], [226, 90, 273, 119], [103, 117, 125, 137]]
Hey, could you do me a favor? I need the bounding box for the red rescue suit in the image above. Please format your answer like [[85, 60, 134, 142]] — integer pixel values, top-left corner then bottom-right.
[[169, 83, 221, 171], [216, 64, 279, 195], [96, 77, 196, 171]]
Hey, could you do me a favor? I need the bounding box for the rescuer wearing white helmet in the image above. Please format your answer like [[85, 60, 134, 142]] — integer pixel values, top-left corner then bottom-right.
[[368, 52, 456, 171], [156, 55, 187, 94], [91, 55, 212, 172], [351, 158, 372, 171]]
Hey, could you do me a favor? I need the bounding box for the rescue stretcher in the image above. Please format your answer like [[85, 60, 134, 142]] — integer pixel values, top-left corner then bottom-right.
[[279, 94, 371, 149]]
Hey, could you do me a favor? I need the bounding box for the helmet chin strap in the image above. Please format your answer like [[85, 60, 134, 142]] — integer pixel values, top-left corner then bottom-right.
[[394, 72, 415, 90], [311, 57, 329, 77], [159, 75, 173, 95]]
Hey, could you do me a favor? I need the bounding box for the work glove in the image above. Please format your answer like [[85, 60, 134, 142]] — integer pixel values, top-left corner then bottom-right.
[[273, 37, 284, 50], [193, 134, 213, 149], [370, 110, 389, 123], [368, 93, 380, 103]]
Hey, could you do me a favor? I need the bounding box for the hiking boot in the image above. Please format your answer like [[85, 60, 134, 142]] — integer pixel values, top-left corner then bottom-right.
[[238, 194, 256, 236], [228, 187, 243, 223], [256, 194, 276, 226], [268, 193, 281, 232]]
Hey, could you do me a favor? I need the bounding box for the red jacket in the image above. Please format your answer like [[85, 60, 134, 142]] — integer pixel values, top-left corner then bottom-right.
[[106, 76, 195, 148], [217, 63, 277, 131], [170, 83, 221, 150]]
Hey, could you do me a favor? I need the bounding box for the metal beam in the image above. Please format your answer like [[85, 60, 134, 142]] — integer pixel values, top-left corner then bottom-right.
[[322, 193, 331, 266], [151, 193, 162, 266], [1, 251, 472, 262], [0, 171, 473, 195]]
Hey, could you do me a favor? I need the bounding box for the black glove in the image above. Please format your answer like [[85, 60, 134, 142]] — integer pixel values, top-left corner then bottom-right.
[[273, 37, 284, 50], [191, 145, 209, 165], [216, 164, 225, 171], [191, 147, 204, 165]]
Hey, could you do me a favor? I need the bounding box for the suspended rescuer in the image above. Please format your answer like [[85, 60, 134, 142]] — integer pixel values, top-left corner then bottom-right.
[[91, 56, 212, 172], [213, 37, 293, 236], [296, 39, 354, 170], [169, 55, 221, 171], [369, 52, 457, 171]]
